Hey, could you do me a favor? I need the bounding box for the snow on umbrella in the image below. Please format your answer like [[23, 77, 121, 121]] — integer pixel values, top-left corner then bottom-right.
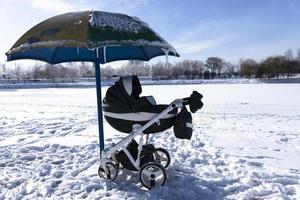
[[6, 10, 179, 158]]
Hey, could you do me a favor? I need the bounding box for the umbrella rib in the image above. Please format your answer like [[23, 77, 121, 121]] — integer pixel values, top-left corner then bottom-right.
[[139, 46, 149, 61], [51, 47, 59, 64]]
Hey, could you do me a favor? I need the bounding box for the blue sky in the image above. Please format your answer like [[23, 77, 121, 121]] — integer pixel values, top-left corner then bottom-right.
[[1, 0, 300, 66]]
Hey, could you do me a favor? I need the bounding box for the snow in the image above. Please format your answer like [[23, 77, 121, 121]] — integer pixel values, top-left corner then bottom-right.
[[88, 11, 178, 55], [0, 84, 300, 199], [89, 11, 144, 34]]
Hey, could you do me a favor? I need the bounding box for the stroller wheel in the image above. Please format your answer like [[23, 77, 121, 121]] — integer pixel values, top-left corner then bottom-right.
[[154, 148, 171, 168], [139, 162, 166, 189], [98, 162, 118, 181]]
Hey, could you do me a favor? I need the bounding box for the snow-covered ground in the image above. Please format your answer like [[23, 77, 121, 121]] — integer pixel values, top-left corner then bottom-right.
[[0, 84, 299, 199]]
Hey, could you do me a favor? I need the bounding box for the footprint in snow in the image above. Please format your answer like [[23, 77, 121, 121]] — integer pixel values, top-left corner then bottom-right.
[[248, 161, 264, 168], [62, 126, 72, 131]]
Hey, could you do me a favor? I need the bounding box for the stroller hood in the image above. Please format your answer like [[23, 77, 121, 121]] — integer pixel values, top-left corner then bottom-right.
[[104, 75, 142, 112]]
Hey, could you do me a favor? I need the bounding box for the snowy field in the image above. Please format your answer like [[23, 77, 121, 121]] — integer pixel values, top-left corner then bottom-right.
[[0, 84, 300, 199]]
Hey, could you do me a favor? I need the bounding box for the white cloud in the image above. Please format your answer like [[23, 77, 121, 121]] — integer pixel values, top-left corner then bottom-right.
[[30, 0, 75, 14], [95, 0, 147, 12], [174, 36, 233, 55], [27, 0, 147, 14], [173, 20, 234, 55]]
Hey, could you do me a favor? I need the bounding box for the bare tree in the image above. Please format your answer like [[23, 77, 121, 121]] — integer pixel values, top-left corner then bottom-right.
[[240, 59, 258, 79], [297, 48, 300, 61], [32, 63, 43, 82], [79, 62, 94, 78], [285, 48, 294, 61], [24, 68, 32, 82], [59, 64, 68, 83], [13, 63, 22, 84], [152, 62, 167, 78], [259, 57, 279, 79], [45, 64, 60, 83], [206, 57, 223, 77], [284, 60, 298, 79], [101, 65, 115, 79], [0, 63, 5, 78], [67, 63, 80, 83]]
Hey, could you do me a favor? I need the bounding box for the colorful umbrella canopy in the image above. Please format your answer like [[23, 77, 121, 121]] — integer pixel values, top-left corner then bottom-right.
[[6, 10, 179, 158], [6, 10, 179, 64]]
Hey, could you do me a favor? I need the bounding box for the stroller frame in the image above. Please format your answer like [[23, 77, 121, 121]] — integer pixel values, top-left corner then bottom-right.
[[100, 98, 185, 172]]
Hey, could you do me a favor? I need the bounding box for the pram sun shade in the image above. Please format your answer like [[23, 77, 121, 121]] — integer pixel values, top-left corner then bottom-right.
[[103, 75, 177, 134]]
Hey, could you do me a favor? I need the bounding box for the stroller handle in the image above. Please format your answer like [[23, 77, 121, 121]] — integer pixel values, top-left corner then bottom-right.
[[182, 91, 204, 113]]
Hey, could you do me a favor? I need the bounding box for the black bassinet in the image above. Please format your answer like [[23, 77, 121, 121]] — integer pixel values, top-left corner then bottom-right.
[[103, 75, 177, 134]]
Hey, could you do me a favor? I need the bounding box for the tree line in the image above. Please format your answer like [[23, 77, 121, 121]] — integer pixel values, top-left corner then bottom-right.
[[1, 48, 300, 83], [0, 58, 239, 83], [240, 48, 300, 79]]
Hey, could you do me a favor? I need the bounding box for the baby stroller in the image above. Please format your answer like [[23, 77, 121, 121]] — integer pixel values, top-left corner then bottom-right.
[[98, 75, 203, 189]]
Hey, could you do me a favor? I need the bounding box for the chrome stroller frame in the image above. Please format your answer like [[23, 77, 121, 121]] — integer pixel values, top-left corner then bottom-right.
[[98, 98, 187, 189]]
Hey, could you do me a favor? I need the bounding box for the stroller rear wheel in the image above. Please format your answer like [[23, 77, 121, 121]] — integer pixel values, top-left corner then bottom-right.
[[98, 161, 118, 181], [154, 148, 171, 168], [139, 162, 166, 189]]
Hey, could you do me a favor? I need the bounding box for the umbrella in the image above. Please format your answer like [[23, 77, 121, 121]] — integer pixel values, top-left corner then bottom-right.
[[6, 10, 179, 158]]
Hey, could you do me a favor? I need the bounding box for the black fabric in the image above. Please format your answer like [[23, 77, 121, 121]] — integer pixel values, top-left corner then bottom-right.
[[188, 91, 204, 113], [104, 76, 139, 113], [140, 144, 155, 167], [104, 115, 176, 134], [103, 102, 177, 114], [173, 106, 193, 139], [117, 140, 139, 171], [104, 75, 158, 113], [104, 75, 179, 113], [116, 140, 155, 171], [131, 75, 142, 98]]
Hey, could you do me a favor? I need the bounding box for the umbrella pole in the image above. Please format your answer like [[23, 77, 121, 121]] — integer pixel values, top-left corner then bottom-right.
[[94, 60, 104, 159]]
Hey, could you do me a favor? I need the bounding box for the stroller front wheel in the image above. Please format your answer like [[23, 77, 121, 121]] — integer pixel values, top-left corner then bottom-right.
[[98, 162, 118, 181], [139, 162, 166, 189]]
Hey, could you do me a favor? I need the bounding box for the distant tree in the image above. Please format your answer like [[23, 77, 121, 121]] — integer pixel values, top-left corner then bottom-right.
[[59, 64, 68, 83], [67, 63, 80, 83], [24, 68, 32, 82], [171, 65, 181, 79], [240, 59, 258, 79], [285, 48, 294, 61], [13, 63, 22, 84], [256, 65, 264, 79], [183, 70, 192, 79], [0, 63, 4, 75], [284, 60, 298, 79], [211, 72, 217, 79], [272, 56, 286, 79], [222, 62, 236, 78], [296, 49, 300, 74], [191, 60, 204, 79], [206, 57, 223, 77], [297, 48, 300, 61], [101, 65, 115, 79], [79, 62, 94, 78], [32, 63, 42, 82], [128, 60, 144, 67], [45, 64, 60, 83], [152, 62, 167, 77], [203, 71, 210, 79], [260, 57, 277, 79]]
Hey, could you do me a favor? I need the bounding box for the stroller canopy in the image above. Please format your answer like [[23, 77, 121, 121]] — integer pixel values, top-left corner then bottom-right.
[[104, 75, 154, 113]]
